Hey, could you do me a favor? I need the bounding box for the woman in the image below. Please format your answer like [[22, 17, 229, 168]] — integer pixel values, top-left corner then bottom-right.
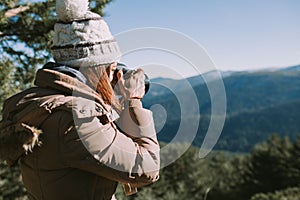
[[0, 0, 160, 199]]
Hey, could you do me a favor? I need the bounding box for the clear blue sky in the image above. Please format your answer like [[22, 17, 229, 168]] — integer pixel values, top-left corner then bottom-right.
[[103, 0, 300, 75]]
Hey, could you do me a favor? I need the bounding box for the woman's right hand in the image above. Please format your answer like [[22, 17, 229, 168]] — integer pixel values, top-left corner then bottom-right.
[[116, 68, 146, 100]]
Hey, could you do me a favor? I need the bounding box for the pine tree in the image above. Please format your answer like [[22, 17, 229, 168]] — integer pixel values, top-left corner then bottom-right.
[[289, 136, 300, 186], [242, 134, 293, 198]]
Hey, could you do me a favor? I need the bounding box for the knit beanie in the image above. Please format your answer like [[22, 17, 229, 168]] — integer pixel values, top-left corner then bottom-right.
[[51, 0, 121, 68]]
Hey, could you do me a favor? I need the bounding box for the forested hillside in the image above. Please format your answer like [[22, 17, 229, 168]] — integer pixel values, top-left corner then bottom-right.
[[143, 65, 300, 152]]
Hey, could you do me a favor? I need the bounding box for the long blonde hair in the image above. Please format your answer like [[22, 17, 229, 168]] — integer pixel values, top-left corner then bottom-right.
[[80, 65, 121, 112]]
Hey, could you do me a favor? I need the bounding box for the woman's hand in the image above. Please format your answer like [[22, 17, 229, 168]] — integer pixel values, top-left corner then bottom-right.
[[116, 68, 146, 100]]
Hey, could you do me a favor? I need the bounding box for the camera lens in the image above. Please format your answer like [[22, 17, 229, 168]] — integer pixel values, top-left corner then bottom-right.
[[144, 73, 150, 94]]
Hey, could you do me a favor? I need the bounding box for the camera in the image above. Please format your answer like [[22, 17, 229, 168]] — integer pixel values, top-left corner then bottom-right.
[[112, 63, 150, 95]]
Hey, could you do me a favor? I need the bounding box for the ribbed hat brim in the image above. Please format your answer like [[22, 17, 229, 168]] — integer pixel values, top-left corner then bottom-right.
[[51, 40, 121, 67]]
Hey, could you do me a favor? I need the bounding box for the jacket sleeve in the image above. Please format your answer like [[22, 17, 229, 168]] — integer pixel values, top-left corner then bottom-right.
[[61, 98, 160, 188]]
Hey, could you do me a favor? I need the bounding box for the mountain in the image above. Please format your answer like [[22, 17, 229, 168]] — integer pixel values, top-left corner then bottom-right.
[[213, 100, 300, 151], [142, 65, 300, 152], [278, 64, 300, 72]]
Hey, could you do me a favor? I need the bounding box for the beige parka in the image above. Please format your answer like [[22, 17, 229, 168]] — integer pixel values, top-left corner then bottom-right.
[[0, 66, 160, 200]]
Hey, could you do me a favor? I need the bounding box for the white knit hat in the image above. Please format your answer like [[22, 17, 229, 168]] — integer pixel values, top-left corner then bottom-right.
[[51, 0, 121, 68]]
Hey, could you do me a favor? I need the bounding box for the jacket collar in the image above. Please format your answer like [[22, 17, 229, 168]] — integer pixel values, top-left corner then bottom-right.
[[43, 62, 87, 84]]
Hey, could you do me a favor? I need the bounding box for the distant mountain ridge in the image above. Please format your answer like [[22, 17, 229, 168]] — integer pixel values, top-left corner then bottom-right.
[[143, 64, 300, 152]]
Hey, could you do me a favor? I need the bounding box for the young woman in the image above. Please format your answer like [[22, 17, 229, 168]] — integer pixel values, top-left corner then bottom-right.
[[0, 0, 160, 199]]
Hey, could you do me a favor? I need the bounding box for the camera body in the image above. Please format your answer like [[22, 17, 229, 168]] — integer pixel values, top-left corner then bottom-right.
[[112, 63, 150, 95]]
